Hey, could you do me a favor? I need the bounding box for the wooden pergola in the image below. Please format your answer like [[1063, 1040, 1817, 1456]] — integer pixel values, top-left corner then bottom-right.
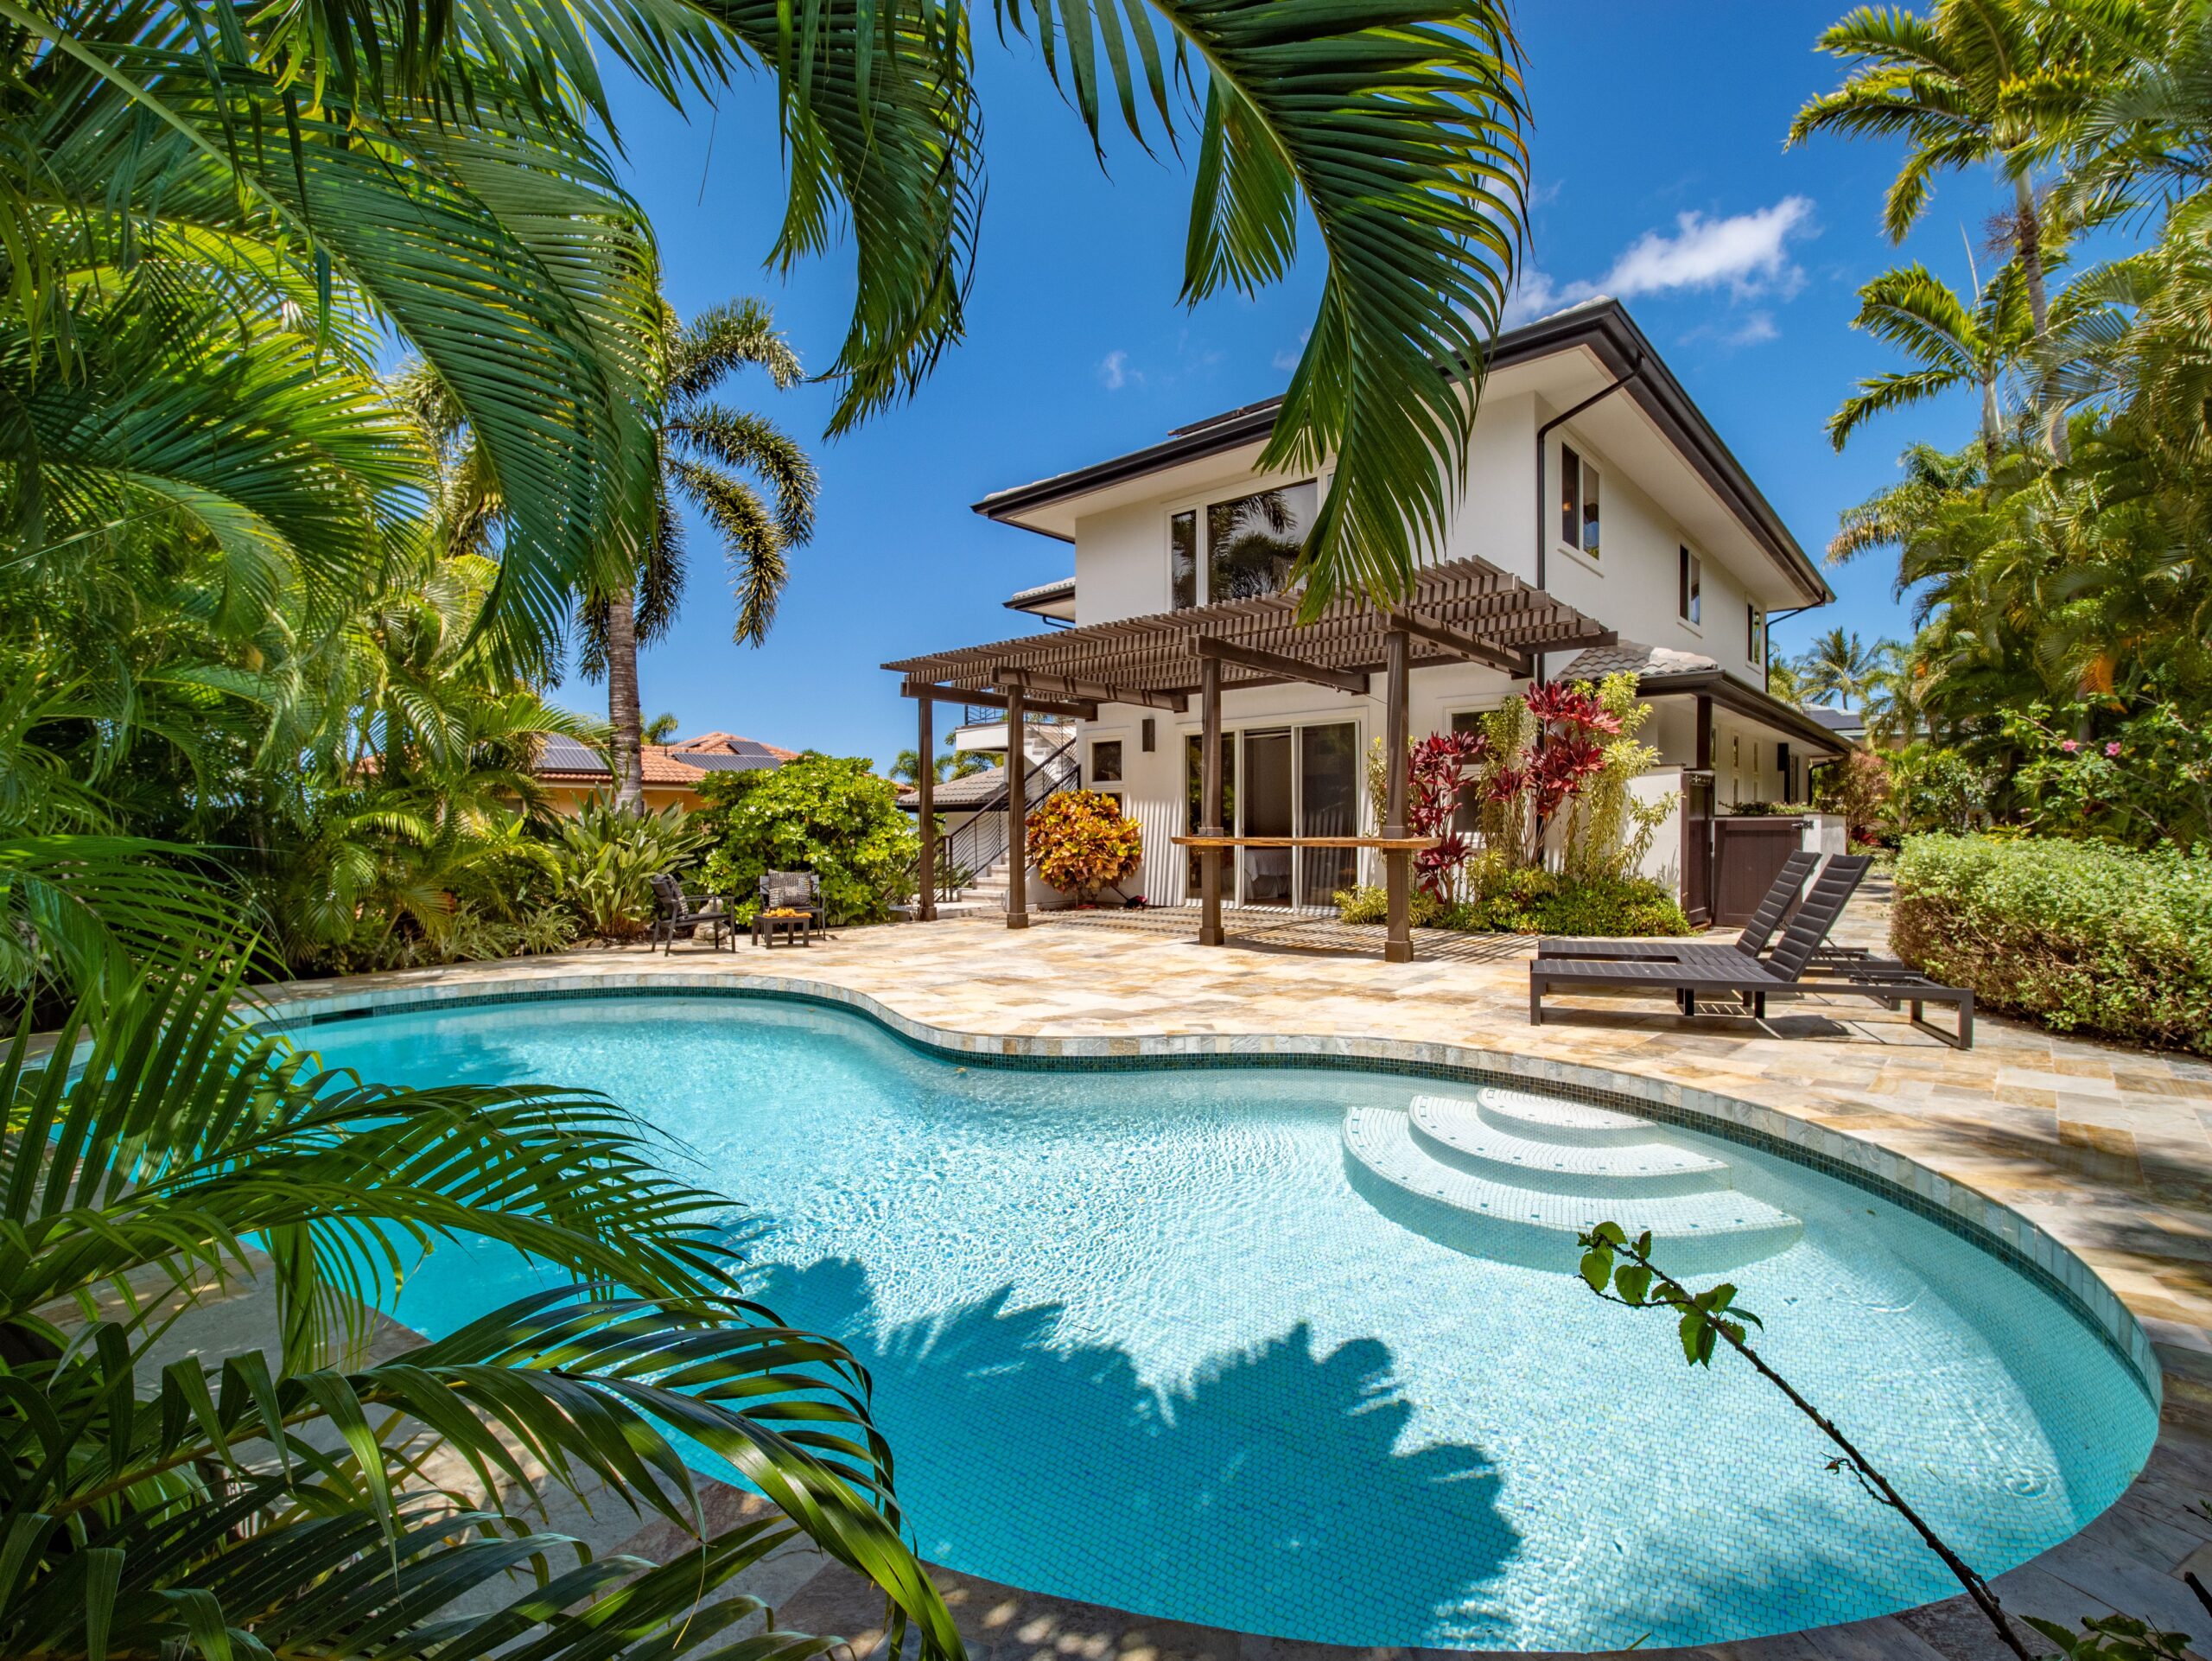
[[887, 555, 1614, 962]]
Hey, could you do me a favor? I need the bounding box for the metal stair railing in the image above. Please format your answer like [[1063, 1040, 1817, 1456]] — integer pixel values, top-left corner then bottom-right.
[[928, 735, 1079, 906]]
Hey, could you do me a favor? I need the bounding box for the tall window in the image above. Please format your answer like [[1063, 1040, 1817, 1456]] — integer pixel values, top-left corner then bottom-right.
[[1171, 511, 1198, 609], [1170, 482, 1317, 610], [1746, 602, 1764, 662], [1560, 443, 1600, 560], [1678, 546, 1701, 624]]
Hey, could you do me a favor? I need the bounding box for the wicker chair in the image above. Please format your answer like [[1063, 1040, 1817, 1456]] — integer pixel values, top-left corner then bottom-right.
[[758, 870, 830, 939]]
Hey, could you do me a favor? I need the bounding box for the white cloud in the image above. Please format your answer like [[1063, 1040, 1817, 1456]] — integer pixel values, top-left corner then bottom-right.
[[1727, 309, 1779, 346], [1500, 196, 1816, 334], [1096, 349, 1130, 391]]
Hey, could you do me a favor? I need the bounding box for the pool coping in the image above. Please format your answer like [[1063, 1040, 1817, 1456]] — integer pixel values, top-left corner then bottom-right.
[[257, 968, 2164, 1415]]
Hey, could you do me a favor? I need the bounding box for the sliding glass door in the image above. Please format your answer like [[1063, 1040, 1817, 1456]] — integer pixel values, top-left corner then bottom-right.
[[1183, 719, 1359, 907]]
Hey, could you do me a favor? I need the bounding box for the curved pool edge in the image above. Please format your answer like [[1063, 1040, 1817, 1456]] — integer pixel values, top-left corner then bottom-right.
[[257, 967, 2162, 1411], [251, 964, 2204, 1659]]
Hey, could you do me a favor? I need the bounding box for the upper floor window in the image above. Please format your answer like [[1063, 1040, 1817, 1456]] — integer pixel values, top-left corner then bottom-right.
[[1171, 480, 1318, 609], [1746, 602, 1765, 663], [1560, 443, 1601, 560], [1678, 546, 1701, 625], [1090, 740, 1123, 786]]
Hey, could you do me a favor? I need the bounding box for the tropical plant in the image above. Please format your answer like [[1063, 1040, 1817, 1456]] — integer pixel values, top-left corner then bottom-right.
[[0, 958, 963, 1661], [550, 797, 714, 938], [645, 711, 683, 743], [697, 754, 918, 926], [893, 747, 990, 785], [1558, 673, 1673, 886], [1794, 627, 1889, 710], [1027, 788, 1144, 903], [1827, 261, 2032, 461], [580, 298, 819, 810]]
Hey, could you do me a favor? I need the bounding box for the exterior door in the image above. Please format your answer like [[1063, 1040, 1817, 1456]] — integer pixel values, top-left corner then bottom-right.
[[1681, 773, 1713, 926], [1184, 734, 1236, 898], [1297, 722, 1359, 906], [1240, 729, 1295, 906]]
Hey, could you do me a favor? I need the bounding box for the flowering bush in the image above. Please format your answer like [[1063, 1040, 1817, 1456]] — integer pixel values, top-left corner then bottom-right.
[[1027, 789, 1142, 903], [2004, 699, 2212, 848]]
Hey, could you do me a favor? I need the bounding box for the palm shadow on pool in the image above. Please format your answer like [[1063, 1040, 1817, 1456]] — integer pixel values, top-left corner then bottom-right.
[[755, 1256, 1520, 1645]]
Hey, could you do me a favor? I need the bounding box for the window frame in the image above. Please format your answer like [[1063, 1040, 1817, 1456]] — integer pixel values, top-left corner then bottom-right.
[[1678, 545, 1702, 627], [1166, 477, 1320, 610], [1557, 441, 1602, 567]]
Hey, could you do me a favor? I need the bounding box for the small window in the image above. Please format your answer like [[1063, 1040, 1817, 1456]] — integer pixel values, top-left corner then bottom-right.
[[1746, 602, 1764, 662], [1560, 443, 1600, 560], [1171, 511, 1198, 610], [1679, 547, 1701, 624], [1090, 740, 1124, 786]]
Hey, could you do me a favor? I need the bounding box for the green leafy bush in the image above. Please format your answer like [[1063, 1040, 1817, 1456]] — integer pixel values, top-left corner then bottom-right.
[[696, 754, 916, 926], [1893, 835, 2212, 1053], [1334, 871, 1690, 936]]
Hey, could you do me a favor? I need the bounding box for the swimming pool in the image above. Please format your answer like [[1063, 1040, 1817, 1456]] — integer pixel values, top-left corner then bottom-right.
[[300, 991, 2157, 1652]]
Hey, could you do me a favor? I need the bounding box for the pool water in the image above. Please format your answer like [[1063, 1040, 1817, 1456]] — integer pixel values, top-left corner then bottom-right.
[[303, 994, 2156, 1652]]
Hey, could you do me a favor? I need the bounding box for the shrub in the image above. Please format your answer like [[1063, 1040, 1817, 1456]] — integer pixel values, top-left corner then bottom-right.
[[1333, 871, 1689, 937], [1815, 748, 1892, 845], [697, 754, 917, 926], [549, 797, 711, 939], [1027, 789, 1142, 903], [1558, 671, 1675, 885], [1892, 835, 2212, 1053]]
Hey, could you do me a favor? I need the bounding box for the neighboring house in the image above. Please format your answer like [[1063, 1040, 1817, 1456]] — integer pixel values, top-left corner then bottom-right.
[[1802, 705, 1868, 747], [532, 730, 798, 813], [893, 297, 1847, 914]]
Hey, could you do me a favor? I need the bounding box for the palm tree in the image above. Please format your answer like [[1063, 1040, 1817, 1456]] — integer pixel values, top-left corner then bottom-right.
[[1788, 0, 2138, 461], [1796, 627, 1888, 710], [0, 961, 962, 1661], [1828, 261, 2032, 461], [1828, 442, 1989, 565], [20, 0, 1533, 623], [583, 300, 817, 811], [645, 711, 682, 743], [892, 747, 991, 786]]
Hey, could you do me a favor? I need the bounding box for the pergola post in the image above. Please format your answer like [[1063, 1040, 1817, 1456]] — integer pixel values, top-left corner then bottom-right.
[[1198, 655, 1224, 948], [1382, 627, 1414, 964], [915, 695, 937, 922], [1005, 684, 1029, 930]]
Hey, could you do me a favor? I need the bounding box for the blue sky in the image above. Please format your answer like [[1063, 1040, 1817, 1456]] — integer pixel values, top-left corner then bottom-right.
[[575, 3, 1999, 768]]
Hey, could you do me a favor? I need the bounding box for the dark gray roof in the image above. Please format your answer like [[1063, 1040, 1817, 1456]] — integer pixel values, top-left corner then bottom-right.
[[677, 751, 785, 773], [1802, 705, 1866, 734], [1557, 640, 1719, 681]]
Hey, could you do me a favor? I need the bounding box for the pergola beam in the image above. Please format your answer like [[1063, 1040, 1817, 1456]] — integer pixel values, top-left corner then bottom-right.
[[994, 667, 1186, 713], [900, 680, 1096, 722], [1194, 637, 1370, 697], [1385, 611, 1534, 679]]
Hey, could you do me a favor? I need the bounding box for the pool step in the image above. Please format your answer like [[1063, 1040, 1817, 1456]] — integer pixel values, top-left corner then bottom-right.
[[1411, 1095, 1731, 1198], [1343, 1101, 1802, 1276], [1473, 1086, 1677, 1148]]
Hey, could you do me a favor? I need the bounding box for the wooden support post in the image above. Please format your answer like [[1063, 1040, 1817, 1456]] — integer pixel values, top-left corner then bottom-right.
[[916, 695, 937, 922], [1198, 655, 1224, 948], [1382, 627, 1414, 964], [1005, 684, 1029, 930]]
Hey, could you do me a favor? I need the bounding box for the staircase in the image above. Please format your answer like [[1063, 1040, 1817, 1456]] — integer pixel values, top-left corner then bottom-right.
[[939, 851, 1014, 916], [1344, 1088, 1802, 1276]]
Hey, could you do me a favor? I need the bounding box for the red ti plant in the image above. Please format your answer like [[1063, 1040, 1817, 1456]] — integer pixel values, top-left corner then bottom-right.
[[1406, 729, 1488, 898]]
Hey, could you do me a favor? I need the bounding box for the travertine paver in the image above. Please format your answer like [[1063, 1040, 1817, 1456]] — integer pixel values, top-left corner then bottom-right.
[[254, 888, 2212, 1661]]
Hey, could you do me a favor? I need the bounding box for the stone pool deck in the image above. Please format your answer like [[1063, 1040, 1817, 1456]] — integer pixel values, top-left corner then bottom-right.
[[257, 893, 2212, 1661]]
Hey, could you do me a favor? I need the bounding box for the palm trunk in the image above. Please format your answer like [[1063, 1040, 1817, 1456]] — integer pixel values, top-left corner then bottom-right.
[[2012, 172, 2069, 465], [607, 584, 645, 814]]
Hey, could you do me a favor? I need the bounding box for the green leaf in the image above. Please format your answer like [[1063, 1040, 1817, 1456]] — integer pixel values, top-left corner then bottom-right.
[[1579, 1246, 1611, 1294]]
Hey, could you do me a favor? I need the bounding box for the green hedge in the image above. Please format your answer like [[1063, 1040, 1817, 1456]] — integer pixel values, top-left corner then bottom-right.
[[1334, 873, 1691, 937], [1891, 836, 2212, 1054]]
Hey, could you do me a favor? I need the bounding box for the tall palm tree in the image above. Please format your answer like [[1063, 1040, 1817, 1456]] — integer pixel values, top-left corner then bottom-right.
[[1828, 260, 2032, 461], [1796, 627, 1888, 710], [18, 0, 1533, 626], [1788, 0, 2141, 461], [584, 299, 818, 811]]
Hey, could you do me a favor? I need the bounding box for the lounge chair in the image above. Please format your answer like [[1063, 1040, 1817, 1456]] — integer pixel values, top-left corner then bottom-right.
[[648, 874, 732, 955], [1529, 856, 1974, 1047], [1541, 850, 1821, 962], [759, 870, 831, 939]]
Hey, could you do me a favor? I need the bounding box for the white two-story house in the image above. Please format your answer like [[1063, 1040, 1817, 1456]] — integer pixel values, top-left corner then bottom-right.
[[893, 298, 1842, 924]]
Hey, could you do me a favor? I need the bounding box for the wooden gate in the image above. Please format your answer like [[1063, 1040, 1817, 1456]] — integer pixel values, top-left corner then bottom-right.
[[1712, 817, 1808, 927], [1680, 773, 1714, 927]]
